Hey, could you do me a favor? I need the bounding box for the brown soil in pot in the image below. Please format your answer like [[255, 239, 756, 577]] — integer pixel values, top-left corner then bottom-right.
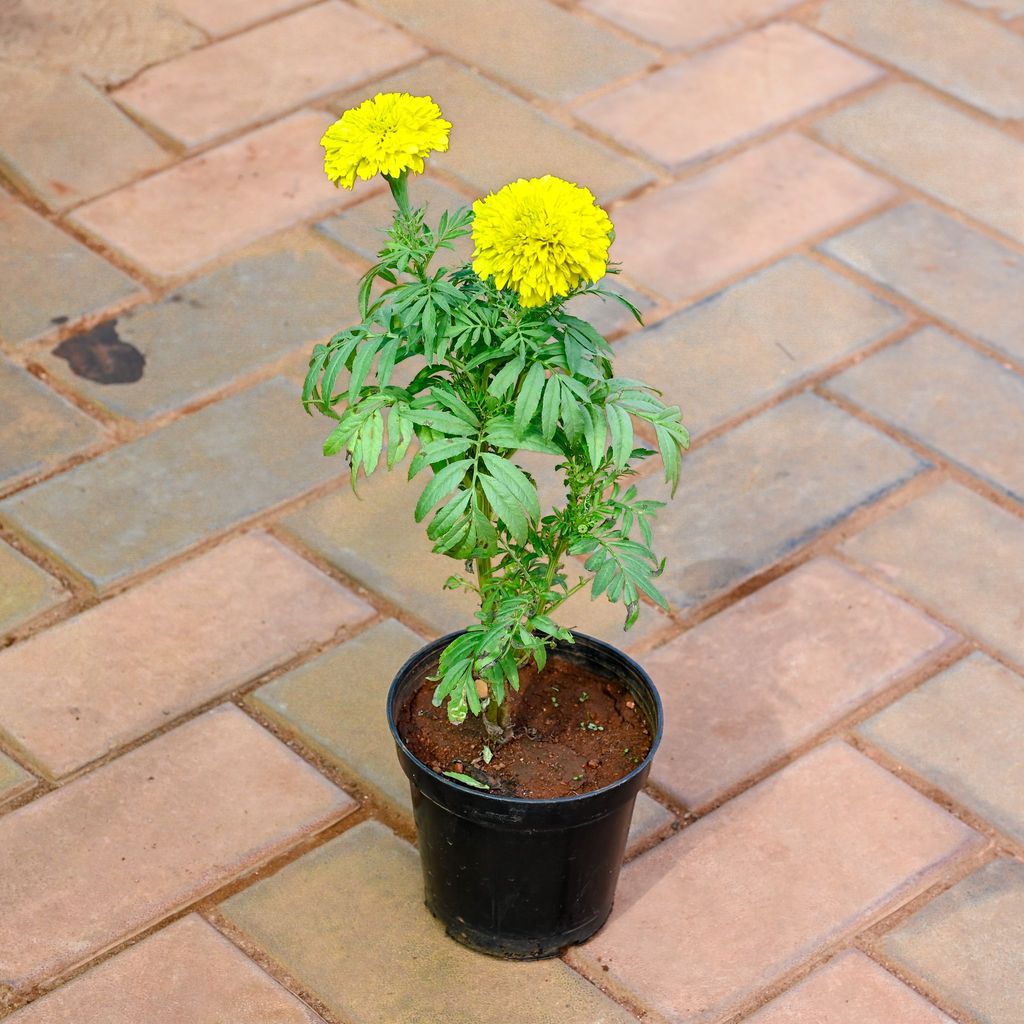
[[397, 652, 653, 798]]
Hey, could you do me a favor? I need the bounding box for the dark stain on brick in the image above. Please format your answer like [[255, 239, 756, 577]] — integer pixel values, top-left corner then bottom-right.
[[52, 320, 145, 385], [50, 315, 69, 325]]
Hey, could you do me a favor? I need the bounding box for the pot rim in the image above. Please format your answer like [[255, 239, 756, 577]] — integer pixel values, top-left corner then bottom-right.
[[387, 628, 663, 808]]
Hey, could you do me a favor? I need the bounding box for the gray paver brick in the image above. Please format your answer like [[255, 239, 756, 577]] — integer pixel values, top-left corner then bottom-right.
[[0, 541, 66, 638]]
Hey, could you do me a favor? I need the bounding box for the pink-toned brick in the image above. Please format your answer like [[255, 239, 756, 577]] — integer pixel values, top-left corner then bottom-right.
[[569, 742, 978, 1024], [0, 532, 373, 779], [578, 23, 879, 169], [612, 133, 893, 301], [115, 3, 424, 148], [646, 557, 955, 811], [745, 950, 955, 1023], [70, 110, 354, 277], [0, 705, 352, 992], [173, 0, 308, 36], [6, 915, 326, 1024]]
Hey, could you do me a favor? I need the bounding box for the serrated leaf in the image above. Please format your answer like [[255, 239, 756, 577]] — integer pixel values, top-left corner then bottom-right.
[[480, 454, 541, 522], [514, 361, 546, 433], [541, 374, 561, 440], [414, 460, 471, 522]]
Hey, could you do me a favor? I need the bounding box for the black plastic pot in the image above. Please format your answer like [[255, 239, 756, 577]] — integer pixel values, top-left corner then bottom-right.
[[387, 630, 663, 960]]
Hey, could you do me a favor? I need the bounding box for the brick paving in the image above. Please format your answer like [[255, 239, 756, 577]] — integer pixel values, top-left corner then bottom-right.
[[0, 2, 1021, 1021]]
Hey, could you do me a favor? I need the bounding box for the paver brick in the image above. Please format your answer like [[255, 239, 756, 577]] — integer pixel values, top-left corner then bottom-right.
[[0, 751, 33, 808], [0, 378, 342, 590], [0, 705, 353, 992], [841, 482, 1024, 666], [964, 0, 1024, 15], [612, 133, 894, 302], [173, 0, 311, 36], [0, 196, 142, 347], [330, 58, 653, 203], [570, 741, 978, 1024], [71, 111, 350, 278], [114, 3, 425, 149], [615, 256, 903, 437], [859, 652, 1024, 843], [642, 393, 926, 611], [0, 533, 373, 778], [744, 950, 955, 1023], [40, 245, 360, 421], [5, 914, 326, 1024], [816, 0, 1024, 119], [881, 859, 1024, 1024], [625, 793, 675, 857], [0, 541, 66, 638], [582, 0, 802, 50], [578, 23, 879, 170], [822, 203, 1024, 364], [0, 66, 168, 212], [221, 819, 639, 1024], [817, 84, 1024, 247], [825, 327, 1024, 502], [0, 359, 104, 490], [646, 557, 954, 811]]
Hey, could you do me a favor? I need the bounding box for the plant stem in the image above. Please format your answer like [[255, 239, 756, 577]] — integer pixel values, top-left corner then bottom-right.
[[386, 172, 411, 217]]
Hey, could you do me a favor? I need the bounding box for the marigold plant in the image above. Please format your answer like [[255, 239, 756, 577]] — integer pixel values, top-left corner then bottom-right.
[[306, 94, 688, 736]]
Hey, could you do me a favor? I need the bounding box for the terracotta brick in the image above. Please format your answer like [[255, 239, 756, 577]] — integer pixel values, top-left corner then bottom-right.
[[614, 256, 902, 438], [0, 533, 373, 778], [964, 0, 1024, 14], [859, 653, 1024, 843], [817, 0, 1024, 119], [0, 196, 142, 347], [5, 915, 326, 1024], [569, 742, 979, 1024], [70, 111, 352, 278], [173, 0, 308, 35], [646, 557, 954, 811], [221, 820, 639, 1024], [0, 66, 168, 212], [583, 0, 802, 50], [626, 793, 676, 857], [0, 378, 342, 590], [0, 751, 33, 808], [613, 133, 893, 302], [0, 541, 66, 638], [359, 0, 650, 101], [0, 705, 352, 992], [330, 58, 652, 203], [0, 359, 104, 491], [817, 84, 1024, 247], [579, 23, 878, 169], [744, 950, 954, 1023], [825, 328, 1024, 502], [841, 482, 1024, 666], [822, 203, 1024, 363], [881, 859, 1024, 1024], [115, 3, 424, 148]]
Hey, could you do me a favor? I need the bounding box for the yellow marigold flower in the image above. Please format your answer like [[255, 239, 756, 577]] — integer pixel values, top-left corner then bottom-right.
[[320, 92, 451, 190], [471, 175, 613, 308]]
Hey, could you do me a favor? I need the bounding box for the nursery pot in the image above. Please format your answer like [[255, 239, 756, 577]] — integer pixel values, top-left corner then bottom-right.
[[387, 630, 663, 960]]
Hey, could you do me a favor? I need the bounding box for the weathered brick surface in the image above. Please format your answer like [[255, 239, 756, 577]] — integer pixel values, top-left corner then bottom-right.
[[614, 256, 903, 437], [570, 742, 978, 1024], [172, 0, 307, 35], [817, 84, 1024, 246], [0, 541, 66, 638], [330, 58, 653, 202], [823, 203, 1024, 363], [0, 706, 353, 992], [360, 0, 651, 101], [0, 533, 373, 778], [0, 197, 142, 347], [0, 359, 104, 490], [642, 393, 926, 611], [0, 752, 33, 808], [816, 0, 1024, 119], [612, 133, 894, 301], [0, 379, 342, 590], [41, 245, 360, 421], [221, 820, 639, 1024], [859, 653, 1024, 843], [842, 482, 1024, 666], [964, 0, 1024, 14], [881, 859, 1024, 1024], [0, 66, 168, 212], [744, 950, 955, 1023], [646, 557, 954, 811], [115, 3, 425, 148], [826, 327, 1024, 502], [71, 111, 349, 277], [579, 23, 879, 170], [5, 914, 326, 1024]]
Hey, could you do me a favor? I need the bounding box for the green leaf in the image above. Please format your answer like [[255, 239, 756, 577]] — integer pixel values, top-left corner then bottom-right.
[[480, 454, 541, 521], [607, 404, 634, 469], [414, 460, 471, 522], [541, 375, 561, 440], [487, 354, 525, 398], [443, 771, 490, 790], [514, 361, 546, 433]]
